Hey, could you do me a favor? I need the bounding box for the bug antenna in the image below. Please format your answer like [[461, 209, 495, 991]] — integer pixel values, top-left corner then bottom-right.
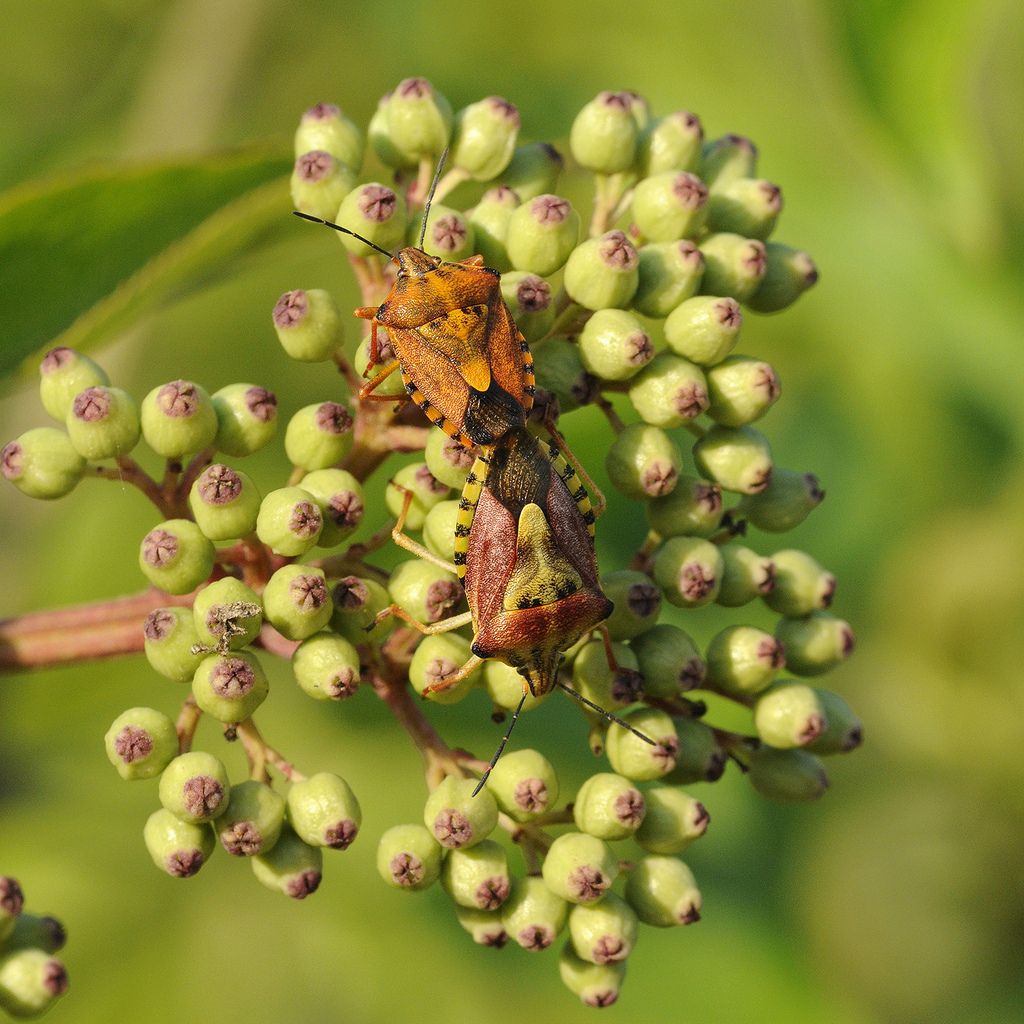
[[418, 147, 450, 249], [472, 691, 528, 796], [292, 211, 395, 259], [556, 680, 657, 745]]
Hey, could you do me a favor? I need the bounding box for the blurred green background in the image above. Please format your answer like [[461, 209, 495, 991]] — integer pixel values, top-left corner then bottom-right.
[[2, 1, 1023, 1021]]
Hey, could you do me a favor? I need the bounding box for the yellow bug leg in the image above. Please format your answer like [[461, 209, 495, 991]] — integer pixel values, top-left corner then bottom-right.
[[420, 653, 484, 696], [539, 414, 608, 520], [368, 603, 474, 635], [387, 483, 461, 574], [358, 358, 404, 401]]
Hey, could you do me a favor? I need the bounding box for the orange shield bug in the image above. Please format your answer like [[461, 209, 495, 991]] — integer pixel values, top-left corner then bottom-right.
[[294, 164, 535, 449]]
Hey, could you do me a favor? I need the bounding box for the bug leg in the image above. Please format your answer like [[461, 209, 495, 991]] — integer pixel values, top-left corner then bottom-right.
[[358, 359, 406, 403], [368, 604, 474, 635], [598, 624, 645, 704], [420, 653, 484, 696], [539, 415, 608, 519], [387, 483, 461, 574]]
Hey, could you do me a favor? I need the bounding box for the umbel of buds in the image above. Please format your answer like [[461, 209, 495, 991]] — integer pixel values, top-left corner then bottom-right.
[[1, 81, 858, 1012]]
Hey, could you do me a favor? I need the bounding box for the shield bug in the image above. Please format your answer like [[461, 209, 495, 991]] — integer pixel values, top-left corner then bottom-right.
[[294, 165, 536, 449]]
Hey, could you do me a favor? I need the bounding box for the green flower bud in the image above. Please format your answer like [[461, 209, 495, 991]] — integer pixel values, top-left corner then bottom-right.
[[143, 808, 214, 878], [421, 499, 460, 563], [454, 905, 507, 948], [572, 772, 645, 840], [368, 94, 409, 169], [747, 242, 819, 313], [159, 751, 230, 823], [558, 943, 626, 1007], [188, 463, 261, 541], [284, 401, 353, 471], [442, 839, 510, 910], [0, 948, 68, 1018], [2, 428, 84, 500], [716, 544, 776, 607], [646, 475, 724, 539], [191, 577, 262, 652], [706, 355, 781, 426], [290, 150, 357, 222], [377, 823, 443, 891], [501, 271, 555, 342], [384, 77, 452, 163], [409, 204, 475, 263], [0, 878, 23, 944], [271, 289, 344, 363], [754, 680, 828, 748], [384, 828, 445, 895], [707, 178, 783, 240], [354, 334, 407, 397], [217, 779, 285, 856], [738, 468, 824, 532], [572, 638, 642, 709], [501, 142, 564, 201], [330, 575, 393, 644], [451, 96, 520, 180], [632, 240, 704, 318], [563, 231, 639, 311], [3, 913, 66, 955], [568, 892, 637, 965], [775, 612, 855, 676], [389, 558, 462, 625], [542, 832, 618, 905], [297, 467, 364, 547], [700, 133, 758, 189], [104, 707, 178, 781], [627, 352, 708, 427], [483, 659, 551, 713], [423, 775, 498, 850], [570, 91, 638, 174], [262, 564, 332, 641], [748, 745, 828, 801], [385, 462, 450, 531], [255, 486, 323, 556], [664, 295, 742, 366], [506, 194, 580, 276], [532, 339, 595, 413], [335, 182, 408, 256], [693, 424, 774, 494], [66, 385, 140, 460], [632, 171, 709, 242], [469, 186, 519, 271], [605, 707, 679, 781], [191, 650, 269, 723], [292, 631, 360, 701], [211, 383, 278, 457], [138, 519, 215, 594], [410, 633, 476, 705], [485, 748, 559, 822], [287, 772, 361, 850], [424, 429, 476, 491], [763, 549, 835, 617], [600, 570, 661, 641], [706, 624, 785, 697], [699, 233, 768, 303], [652, 535, 723, 607], [663, 718, 727, 784], [140, 380, 217, 459], [630, 624, 705, 697], [294, 102, 363, 171], [624, 855, 701, 926], [502, 876, 568, 951], [806, 690, 863, 754], [605, 424, 680, 501], [39, 346, 108, 422], [637, 111, 704, 176], [251, 825, 322, 898], [635, 786, 709, 854], [578, 309, 653, 382]]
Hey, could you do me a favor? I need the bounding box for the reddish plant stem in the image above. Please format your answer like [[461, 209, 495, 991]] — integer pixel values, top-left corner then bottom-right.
[[176, 696, 202, 754], [235, 718, 306, 783]]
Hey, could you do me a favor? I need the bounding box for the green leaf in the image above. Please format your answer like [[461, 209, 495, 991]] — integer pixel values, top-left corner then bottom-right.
[[0, 147, 292, 376]]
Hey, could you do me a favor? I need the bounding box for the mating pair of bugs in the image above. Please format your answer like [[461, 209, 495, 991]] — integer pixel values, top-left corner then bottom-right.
[[296, 178, 644, 770]]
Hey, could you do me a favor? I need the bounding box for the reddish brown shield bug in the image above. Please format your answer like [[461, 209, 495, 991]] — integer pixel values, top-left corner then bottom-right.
[[294, 159, 535, 449]]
